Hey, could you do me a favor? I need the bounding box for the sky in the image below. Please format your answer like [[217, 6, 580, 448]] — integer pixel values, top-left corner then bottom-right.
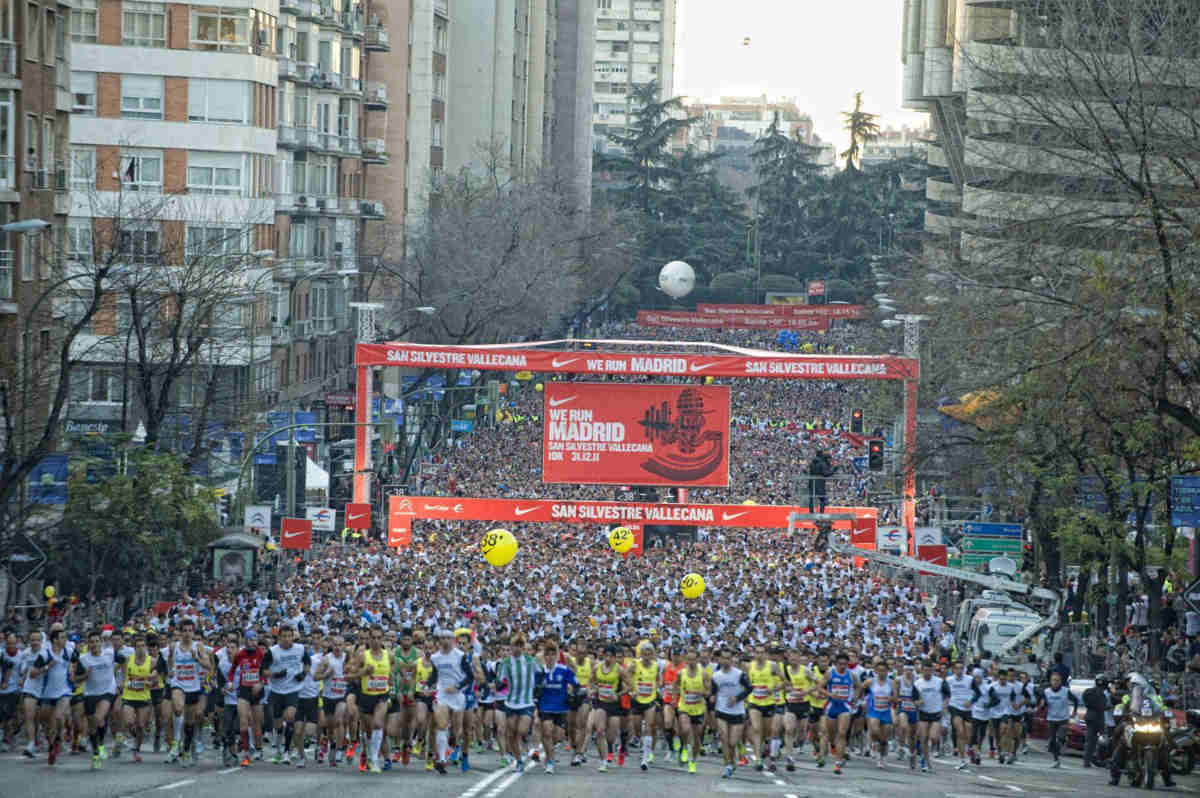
[[674, 0, 929, 149]]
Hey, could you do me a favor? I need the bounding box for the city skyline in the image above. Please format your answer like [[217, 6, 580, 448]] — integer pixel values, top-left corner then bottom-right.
[[675, 0, 928, 149]]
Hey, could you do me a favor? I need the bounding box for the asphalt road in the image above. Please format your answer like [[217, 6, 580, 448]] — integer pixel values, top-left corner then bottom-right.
[[2, 744, 1197, 798]]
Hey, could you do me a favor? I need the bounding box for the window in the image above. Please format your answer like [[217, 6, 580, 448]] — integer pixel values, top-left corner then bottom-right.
[[71, 0, 97, 41], [597, 0, 611, 8], [186, 151, 241, 195], [431, 120, 442, 147], [25, 3, 40, 61], [20, 228, 33, 279], [336, 98, 354, 139], [433, 72, 445, 98], [0, 90, 12, 190], [117, 225, 160, 264], [186, 225, 243, 260], [69, 147, 94, 189], [44, 8, 56, 63], [612, 41, 628, 53], [71, 71, 96, 115], [120, 150, 162, 191], [75, 368, 122, 403], [191, 6, 249, 51], [122, 1, 165, 47], [23, 113, 36, 171], [311, 283, 330, 331], [434, 22, 446, 52], [67, 218, 93, 262], [41, 118, 53, 184], [121, 74, 163, 119], [187, 79, 249, 123]]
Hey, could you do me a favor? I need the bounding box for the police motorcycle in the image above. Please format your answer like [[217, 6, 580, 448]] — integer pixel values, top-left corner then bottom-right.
[[1110, 673, 1173, 790]]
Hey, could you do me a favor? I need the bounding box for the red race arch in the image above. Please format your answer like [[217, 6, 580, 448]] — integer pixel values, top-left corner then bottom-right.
[[354, 339, 919, 545]]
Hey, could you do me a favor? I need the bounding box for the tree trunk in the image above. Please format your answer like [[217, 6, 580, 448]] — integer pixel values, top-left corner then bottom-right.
[[1146, 571, 1164, 664], [1095, 560, 1109, 632], [1115, 553, 1129, 632]]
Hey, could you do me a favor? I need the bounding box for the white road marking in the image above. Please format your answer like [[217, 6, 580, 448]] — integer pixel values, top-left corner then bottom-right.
[[217, 766, 241, 774], [482, 770, 522, 797], [978, 774, 998, 781], [457, 765, 516, 798], [156, 779, 195, 790], [1005, 787, 1025, 793]]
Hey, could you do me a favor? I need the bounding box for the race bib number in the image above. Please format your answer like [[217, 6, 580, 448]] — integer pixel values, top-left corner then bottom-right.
[[241, 667, 259, 686], [637, 682, 654, 697], [752, 686, 771, 699], [175, 663, 196, 680], [597, 685, 616, 700], [683, 691, 703, 705], [830, 684, 851, 700], [787, 690, 805, 702], [367, 676, 388, 692], [128, 679, 146, 691], [328, 678, 347, 697]]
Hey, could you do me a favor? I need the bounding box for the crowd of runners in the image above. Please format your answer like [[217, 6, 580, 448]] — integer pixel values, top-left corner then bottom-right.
[[0, 321, 1098, 782]]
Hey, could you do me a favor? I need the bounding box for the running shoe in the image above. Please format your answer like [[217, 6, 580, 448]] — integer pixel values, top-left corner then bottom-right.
[[688, 760, 696, 774], [681, 746, 689, 764], [722, 764, 733, 779], [786, 755, 795, 771], [297, 757, 307, 769], [833, 760, 842, 775], [134, 751, 144, 763], [545, 761, 555, 774], [241, 756, 251, 768], [92, 754, 101, 770], [401, 746, 410, 766], [461, 754, 470, 773], [617, 749, 625, 767], [370, 761, 382, 775], [514, 758, 524, 773], [598, 761, 608, 772]]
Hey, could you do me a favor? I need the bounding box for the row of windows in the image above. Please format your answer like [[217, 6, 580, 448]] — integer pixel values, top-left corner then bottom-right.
[[68, 148, 246, 195], [71, 73, 260, 125], [70, 0, 277, 53], [64, 218, 255, 264]]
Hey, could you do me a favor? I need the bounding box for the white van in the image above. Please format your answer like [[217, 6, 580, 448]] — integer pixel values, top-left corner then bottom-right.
[[966, 606, 1045, 661]]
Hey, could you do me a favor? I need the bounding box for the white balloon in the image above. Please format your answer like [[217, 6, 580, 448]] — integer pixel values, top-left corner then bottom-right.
[[658, 260, 695, 299]]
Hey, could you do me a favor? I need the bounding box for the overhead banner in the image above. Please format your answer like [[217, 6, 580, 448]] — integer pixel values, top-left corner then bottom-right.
[[876, 525, 907, 551], [280, 517, 312, 549], [542, 382, 731, 487], [244, 504, 271, 535], [356, 343, 916, 381], [637, 310, 829, 331], [697, 303, 868, 319], [388, 513, 411, 547], [306, 506, 336, 532], [387, 494, 875, 529], [344, 502, 372, 530]]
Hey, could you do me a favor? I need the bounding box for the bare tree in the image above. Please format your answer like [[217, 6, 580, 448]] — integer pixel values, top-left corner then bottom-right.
[[373, 153, 632, 344]]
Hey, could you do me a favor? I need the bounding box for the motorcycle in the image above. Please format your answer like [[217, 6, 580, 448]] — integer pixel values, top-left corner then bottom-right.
[[1125, 715, 1168, 789], [1167, 710, 1200, 775]]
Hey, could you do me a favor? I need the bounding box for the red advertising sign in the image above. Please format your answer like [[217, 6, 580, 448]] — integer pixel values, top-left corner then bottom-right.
[[280, 517, 312, 550], [356, 343, 915, 381], [383, 495, 876, 529], [542, 382, 731, 487], [637, 310, 829, 331], [696, 303, 867, 320], [344, 502, 372, 530], [918, 544, 948, 569], [808, 280, 826, 296], [388, 516, 411, 547]]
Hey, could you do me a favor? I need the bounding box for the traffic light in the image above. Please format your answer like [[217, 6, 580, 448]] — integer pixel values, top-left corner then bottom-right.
[[851, 409, 864, 434], [868, 439, 884, 471]]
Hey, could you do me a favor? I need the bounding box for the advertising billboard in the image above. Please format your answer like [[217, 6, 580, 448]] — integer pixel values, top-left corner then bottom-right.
[[542, 383, 731, 487]]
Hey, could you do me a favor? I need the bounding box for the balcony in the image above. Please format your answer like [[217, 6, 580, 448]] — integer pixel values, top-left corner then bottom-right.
[[365, 24, 389, 51], [314, 316, 335, 334], [597, 29, 630, 41], [0, 41, 14, 78], [433, 0, 447, 15], [272, 323, 291, 343], [0, 156, 14, 192], [279, 0, 300, 13], [314, 130, 342, 153], [362, 137, 389, 164], [278, 56, 298, 80], [341, 75, 362, 95], [341, 136, 361, 157], [278, 123, 299, 148], [364, 82, 388, 109], [341, 7, 364, 36], [313, 196, 339, 213], [317, 1, 340, 27], [296, 0, 319, 20], [360, 199, 385, 218], [312, 70, 342, 91], [296, 61, 317, 83], [295, 318, 314, 338], [632, 6, 661, 20]]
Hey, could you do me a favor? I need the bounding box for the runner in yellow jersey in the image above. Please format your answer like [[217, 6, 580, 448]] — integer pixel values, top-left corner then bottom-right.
[[121, 633, 155, 763], [768, 646, 786, 768], [783, 648, 813, 771], [674, 647, 710, 774], [631, 642, 662, 771], [568, 640, 593, 767], [743, 644, 783, 771], [413, 642, 436, 771], [807, 652, 829, 765], [347, 627, 390, 773], [590, 645, 625, 772]]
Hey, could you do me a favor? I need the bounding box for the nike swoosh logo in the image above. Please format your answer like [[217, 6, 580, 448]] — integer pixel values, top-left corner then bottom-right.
[[689, 363, 717, 372], [551, 357, 581, 368], [283, 531, 307, 539], [348, 513, 366, 520], [549, 396, 576, 407], [721, 512, 749, 520], [514, 506, 538, 516]]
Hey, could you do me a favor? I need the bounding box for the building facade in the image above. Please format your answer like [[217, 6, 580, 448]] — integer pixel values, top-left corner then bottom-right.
[[591, 0, 676, 153]]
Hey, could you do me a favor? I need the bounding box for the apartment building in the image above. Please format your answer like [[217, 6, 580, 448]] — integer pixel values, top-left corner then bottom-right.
[[591, 0, 676, 153], [59, 0, 386, 454], [685, 96, 814, 151], [860, 124, 929, 167]]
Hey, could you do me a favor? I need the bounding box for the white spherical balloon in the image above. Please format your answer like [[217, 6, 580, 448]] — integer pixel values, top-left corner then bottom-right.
[[658, 260, 695, 299]]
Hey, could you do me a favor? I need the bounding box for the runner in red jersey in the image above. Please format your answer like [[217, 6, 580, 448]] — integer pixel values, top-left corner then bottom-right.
[[228, 631, 265, 766]]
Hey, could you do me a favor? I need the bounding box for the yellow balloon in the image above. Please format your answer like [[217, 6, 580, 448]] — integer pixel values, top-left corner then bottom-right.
[[680, 573, 706, 599], [608, 526, 634, 554], [742, 499, 758, 506], [44, 586, 55, 599], [535, 383, 544, 392], [481, 528, 518, 567]]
